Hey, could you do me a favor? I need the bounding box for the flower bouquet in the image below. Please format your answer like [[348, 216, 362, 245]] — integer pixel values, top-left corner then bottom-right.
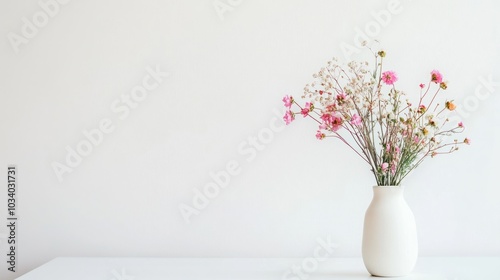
[[282, 49, 468, 186]]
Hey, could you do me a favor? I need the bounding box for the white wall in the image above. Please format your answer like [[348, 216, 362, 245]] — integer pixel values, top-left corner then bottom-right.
[[1, 0, 499, 278]]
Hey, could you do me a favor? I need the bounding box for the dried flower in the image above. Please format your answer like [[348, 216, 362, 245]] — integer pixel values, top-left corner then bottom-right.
[[282, 49, 468, 186], [381, 71, 398, 85], [283, 110, 295, 125], [282, 95, 294, 108], [350, 114, 362, 126], [301, 102, 314, 117], [316, 131, 325, 140], [445, 101, 456, 111], [428, 119, 436, 127], [381, 162, 389, 172], [417, 105, 426, 114], [431, 70, 443, 83]]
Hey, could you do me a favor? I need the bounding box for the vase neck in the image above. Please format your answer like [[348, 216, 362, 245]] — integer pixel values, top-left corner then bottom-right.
[[373, 186, 405, 200]]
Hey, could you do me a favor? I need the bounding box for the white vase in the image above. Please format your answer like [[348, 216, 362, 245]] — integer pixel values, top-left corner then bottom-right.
[[362, 185, 418, 277]]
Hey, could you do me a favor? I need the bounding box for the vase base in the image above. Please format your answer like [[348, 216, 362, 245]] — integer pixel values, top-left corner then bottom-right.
[[370, 273, 411, 278]]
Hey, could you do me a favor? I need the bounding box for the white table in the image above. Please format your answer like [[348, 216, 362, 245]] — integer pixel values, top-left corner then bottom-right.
[[16, 257, 500, 280]]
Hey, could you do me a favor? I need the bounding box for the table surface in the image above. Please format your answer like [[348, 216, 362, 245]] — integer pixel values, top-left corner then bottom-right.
[[15, 257, 500, 280]]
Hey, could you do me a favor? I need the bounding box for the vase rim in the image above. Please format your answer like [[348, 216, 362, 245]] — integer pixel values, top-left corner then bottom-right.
[[373, 185, 403, 188]]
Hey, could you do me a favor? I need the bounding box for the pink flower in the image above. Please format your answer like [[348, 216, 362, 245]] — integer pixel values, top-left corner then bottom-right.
[[431, 70, 443, 84], [301, 102, 313, 117], [350, 114, 362, 126], [417, 105, 426, 114], [336, 92, 347, 104], [413, 136, 420, 144], [301, 108, 309, 117], [390, 163, 397, 175], [316, 131, 325, 140], [419, 83, 425, 89], [283, 110, 295, 125], [321, 113, 331, 123], [458, 122, 464, 128], [331, 114, 343, 132], [320, 113, 343, 132], [381, 71, 398, 85], [282, 95, 294, 108], [381, 162, 389, 172]]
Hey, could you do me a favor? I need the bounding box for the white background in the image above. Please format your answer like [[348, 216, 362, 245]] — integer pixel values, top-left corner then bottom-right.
[[1, 0, 499, 279]]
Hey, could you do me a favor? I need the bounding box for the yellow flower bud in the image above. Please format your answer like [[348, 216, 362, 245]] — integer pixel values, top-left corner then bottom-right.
[[445, 101, 456, 111]]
